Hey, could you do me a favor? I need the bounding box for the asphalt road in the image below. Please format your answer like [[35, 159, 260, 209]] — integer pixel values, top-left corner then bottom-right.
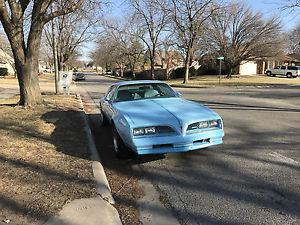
[[77, 73, 300, 225]]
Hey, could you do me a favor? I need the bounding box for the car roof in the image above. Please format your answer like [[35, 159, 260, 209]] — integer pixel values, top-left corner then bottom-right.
[[114, 80, 166, 87]]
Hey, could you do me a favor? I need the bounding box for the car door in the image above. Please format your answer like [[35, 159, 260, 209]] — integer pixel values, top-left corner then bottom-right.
[[101, 85, 117, 120], [280, 66, 286, 76]]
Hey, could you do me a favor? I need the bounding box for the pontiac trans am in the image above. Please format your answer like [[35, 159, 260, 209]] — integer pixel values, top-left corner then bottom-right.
[[99, 80, 224, 158]]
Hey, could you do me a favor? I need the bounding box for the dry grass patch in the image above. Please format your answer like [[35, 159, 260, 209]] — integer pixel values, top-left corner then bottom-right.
[[0, 95, 96, 225], [167, 75, 300, 87]]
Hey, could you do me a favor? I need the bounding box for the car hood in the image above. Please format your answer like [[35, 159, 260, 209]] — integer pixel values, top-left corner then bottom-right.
[[113, 98, 220, 131]]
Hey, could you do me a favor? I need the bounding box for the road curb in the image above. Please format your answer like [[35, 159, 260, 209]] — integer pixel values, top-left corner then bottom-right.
[[75, 87, 115, 205]]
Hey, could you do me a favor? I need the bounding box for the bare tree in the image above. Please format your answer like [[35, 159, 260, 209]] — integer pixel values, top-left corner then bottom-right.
[[44, 1, 102, 71], [129, 0, 170, 79], [280, 0, 300, 9], [92, 34, 122, 72], [206, 2, 283, 77], [169, 0, 216, 83], [101, 19, 144, 77], [288, 24, 300, 53], [0, 0, 86, 106]]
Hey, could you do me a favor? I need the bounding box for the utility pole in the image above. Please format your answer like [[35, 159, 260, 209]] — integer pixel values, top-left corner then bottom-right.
[[51, 5, 60, 94]]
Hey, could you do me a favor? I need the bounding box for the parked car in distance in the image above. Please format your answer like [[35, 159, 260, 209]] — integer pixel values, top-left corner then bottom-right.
[[72, 72, 86, 81], [99, 80, 225, 158], [106, 70, 112, 75], [265, 66, 299, 78], [42, 68, 53, 73]]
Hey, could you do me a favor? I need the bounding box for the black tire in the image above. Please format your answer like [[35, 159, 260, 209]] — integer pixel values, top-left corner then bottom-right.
[[101, 110, 109, 126], [286, 72, 293, 78], [112, 126, 131, 159], [266, 71, 272, 76]]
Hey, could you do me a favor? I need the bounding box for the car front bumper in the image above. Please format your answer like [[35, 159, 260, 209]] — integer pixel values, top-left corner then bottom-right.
[[130, 129, 224, 155]]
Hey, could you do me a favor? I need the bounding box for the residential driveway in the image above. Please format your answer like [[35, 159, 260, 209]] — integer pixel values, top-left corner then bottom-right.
[[78, 74, 300, 225]]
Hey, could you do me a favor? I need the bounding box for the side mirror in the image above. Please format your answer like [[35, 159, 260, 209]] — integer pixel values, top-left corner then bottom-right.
[[104, 97, 112, 103], [176, 92, 182, 97]]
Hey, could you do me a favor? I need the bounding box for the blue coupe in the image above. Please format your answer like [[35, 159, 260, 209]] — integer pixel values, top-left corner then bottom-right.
[[99, 80, 224, 158]]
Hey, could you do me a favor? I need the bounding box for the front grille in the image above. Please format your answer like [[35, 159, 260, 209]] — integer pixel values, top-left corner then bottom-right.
[[157, 126, 175, 134]]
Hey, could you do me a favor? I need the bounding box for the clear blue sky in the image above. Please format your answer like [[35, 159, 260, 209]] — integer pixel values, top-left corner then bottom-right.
[[108, 0, 299, 30]]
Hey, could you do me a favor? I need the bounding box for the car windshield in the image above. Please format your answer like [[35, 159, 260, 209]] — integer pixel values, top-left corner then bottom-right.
[[114, 83, 177, 102]]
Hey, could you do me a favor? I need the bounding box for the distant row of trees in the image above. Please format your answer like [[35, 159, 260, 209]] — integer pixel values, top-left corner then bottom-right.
[[92, 0, 297, 82], [0, 0, 299, 106]]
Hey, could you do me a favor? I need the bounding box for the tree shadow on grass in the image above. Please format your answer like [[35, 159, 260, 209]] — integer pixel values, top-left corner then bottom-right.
[[0, 102, 18, 107], [0, 108, 96, 224], [41, 110, 90, 160]]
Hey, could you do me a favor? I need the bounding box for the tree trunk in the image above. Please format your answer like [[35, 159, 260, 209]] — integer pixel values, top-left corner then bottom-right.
[[131, 64, 136, 79], [184, 51, 191, 84], [150, 47, 155, 80], [9, 33, 43, 107], [14, 55, 42, 106], [226, 67, 233, 78], [120, 64, 124, 77], [58, 60, 64, 71]]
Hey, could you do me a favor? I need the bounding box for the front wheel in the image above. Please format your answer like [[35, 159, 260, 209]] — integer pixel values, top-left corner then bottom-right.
[[266, 71, 272, 76], [112, 126, 132, 159], [286, 73, 293, 78]]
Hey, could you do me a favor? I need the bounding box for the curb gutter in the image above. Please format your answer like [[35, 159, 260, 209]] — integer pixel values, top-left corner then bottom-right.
[[76, 92, 115, 205]]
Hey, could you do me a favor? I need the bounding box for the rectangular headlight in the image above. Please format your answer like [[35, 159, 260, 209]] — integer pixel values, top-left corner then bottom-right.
[[198, 121, 209, 129], [145, 127, 156, 134], [187, 121, 209, 130], [133, 128, 144, 136], [133, 127, 157, 136]]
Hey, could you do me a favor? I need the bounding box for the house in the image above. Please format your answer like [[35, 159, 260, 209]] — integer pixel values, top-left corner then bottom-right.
[[0, 49, 15, 75], [239, 61, 258, 75], [154, 50, 184, 70], [239, 54, 300, 75]]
